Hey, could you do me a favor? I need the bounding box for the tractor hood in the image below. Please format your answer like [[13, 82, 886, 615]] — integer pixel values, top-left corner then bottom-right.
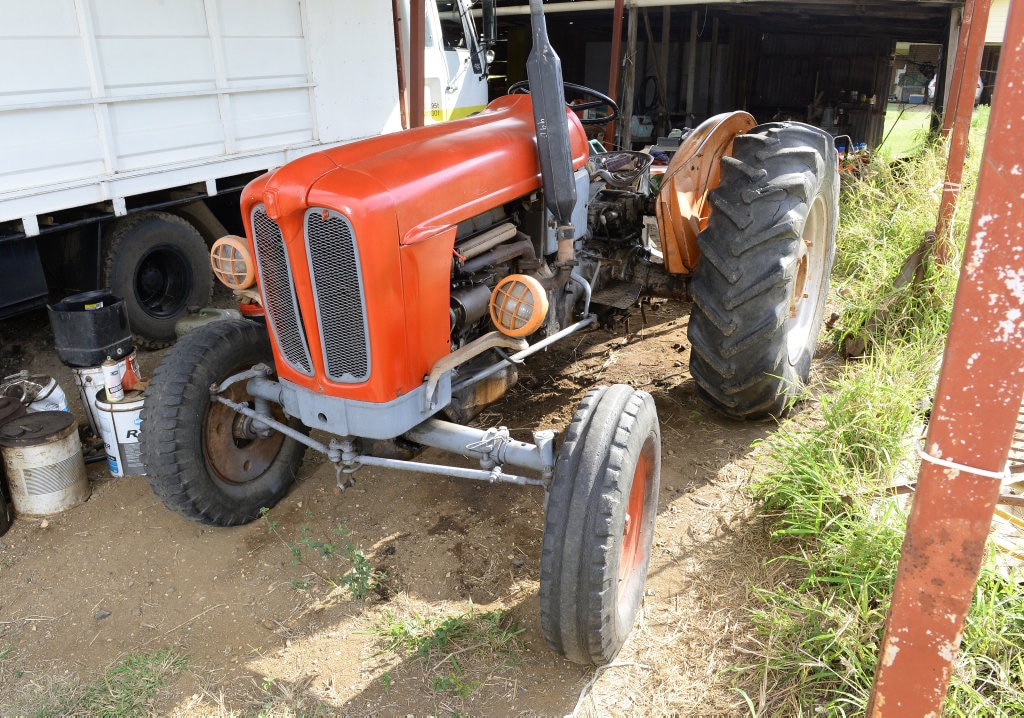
[[245, 94, 589, 246]]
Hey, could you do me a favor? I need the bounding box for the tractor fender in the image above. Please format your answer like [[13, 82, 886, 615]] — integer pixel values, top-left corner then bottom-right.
[[655, 111, 756, 274]]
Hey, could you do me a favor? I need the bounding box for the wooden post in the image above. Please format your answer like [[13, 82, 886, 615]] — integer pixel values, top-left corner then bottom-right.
[[621, 4, 639, 149], [603, 0, 625, 147], [685, 9, 698, 126]]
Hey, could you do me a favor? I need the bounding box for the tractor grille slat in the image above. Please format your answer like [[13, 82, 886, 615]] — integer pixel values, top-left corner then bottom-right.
[[305, 209, 370, 382], [251, 205, 313, 375]]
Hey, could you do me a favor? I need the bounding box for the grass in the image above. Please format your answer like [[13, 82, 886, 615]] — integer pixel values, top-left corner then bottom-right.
[[17, 649, 190, 717], [738, 105, 1024, 715], [373, 604, 524, 699], [831, 107, 989, 354], [876, 103, 936, 160]]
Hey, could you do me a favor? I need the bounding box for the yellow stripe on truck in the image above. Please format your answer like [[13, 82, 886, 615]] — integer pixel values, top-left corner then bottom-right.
[[427, 104, 488, 123]]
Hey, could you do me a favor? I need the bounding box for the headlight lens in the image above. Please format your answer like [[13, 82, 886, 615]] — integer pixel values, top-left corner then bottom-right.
[[210, 235, 256, 290]]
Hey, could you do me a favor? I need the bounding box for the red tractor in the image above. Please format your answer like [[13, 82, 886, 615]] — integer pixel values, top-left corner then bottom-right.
[[139, 0, 837, 665]]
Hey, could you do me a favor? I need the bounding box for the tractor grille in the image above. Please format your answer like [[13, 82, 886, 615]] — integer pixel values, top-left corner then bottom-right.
[[251, 205, 314, 375], [305, 209, 370, 382]]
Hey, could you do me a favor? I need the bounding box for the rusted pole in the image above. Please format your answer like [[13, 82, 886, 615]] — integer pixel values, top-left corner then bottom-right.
[[934, 0, 991, 263], [410, 0, 426, 128], [867, 1, 1024, 714], [942, 0, 981, 136], [392, 0, 409, 130], [604, 0, 625, 147]]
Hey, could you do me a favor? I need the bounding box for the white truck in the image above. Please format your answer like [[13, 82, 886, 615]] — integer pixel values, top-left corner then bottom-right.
[[0, 0, 493, 346]]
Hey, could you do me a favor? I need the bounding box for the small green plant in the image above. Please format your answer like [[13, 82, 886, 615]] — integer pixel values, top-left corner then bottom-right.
[[260, 509, 384, 600], [30, 650, 189, 717], [261, 675, 276, 692], [430, 656, 479, 698], [374, 605, 523, 700], [379, 671, 393, 691]]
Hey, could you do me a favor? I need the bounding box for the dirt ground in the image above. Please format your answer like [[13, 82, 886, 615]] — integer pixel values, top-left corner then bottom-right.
[[0, 300, 802, 716]]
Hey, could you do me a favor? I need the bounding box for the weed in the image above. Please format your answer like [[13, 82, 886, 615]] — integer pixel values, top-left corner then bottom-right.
[[379, 671, 392, 691], [373, 605, 523, 700], [430, 656, 479, 698], [260, 508, 384, 600]]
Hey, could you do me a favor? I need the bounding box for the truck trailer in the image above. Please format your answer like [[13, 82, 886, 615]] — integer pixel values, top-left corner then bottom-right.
[[0, 0, 493, 345]]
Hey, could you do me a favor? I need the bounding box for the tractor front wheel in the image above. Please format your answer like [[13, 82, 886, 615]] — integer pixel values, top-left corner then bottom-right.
[[687, 122, 839, 419], [540, 385, 661, 665], [139, 318, 307, 526]]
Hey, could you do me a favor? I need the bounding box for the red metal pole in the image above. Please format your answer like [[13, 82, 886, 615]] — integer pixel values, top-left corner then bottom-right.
[[410, 0, 426, 128], [941, 0, 977, 137], [392, 0, 409, 130], [867, 1, 1024, 714], [934, 0, 991, 263], [603, 0, 625, 147]]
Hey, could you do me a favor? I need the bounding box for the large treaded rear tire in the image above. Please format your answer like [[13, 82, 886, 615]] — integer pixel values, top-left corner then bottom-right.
[[540, 385, 661, 665], [104, 211, 213, 349], [688, 122, 838, 419], [139, 319, 307, 526]]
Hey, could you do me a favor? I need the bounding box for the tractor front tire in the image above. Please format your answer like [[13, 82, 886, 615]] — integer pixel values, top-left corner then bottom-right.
[[540, 385, 661, 665], [139, 319, 307, 526], [687, 122, 839, 419]]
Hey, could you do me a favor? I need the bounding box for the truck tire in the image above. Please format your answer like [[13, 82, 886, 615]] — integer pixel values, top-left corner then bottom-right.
[[540, 385, 661, 665], [139, 318, 307, 526], [104, 211, 213, 348], [687, 122, 838, 419]]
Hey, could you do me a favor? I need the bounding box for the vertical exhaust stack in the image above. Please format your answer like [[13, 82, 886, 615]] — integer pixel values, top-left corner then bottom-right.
[[526, 0, 577, 266]]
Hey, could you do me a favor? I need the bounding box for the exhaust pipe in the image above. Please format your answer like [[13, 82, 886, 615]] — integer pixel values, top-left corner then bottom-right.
[[526, 0, 577, 267]]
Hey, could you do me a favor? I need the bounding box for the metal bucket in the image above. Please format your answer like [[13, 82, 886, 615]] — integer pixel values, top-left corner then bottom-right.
[[94, 389, 145, 477], [71, 352, 141, 435], [0, 411, 89, 516], [0, 484, 10, 536], [0, 397, 28, 533]]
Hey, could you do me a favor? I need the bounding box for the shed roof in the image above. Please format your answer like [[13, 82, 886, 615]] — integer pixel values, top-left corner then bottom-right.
[[495, 1, 965, 44]]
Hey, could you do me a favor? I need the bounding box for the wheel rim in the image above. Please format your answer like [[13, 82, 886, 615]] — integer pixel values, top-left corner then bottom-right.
[[134, 246, 193, 319], [203, 379, 286, 485], [786, 194, 828, 364], [617, 435, 656, 609]]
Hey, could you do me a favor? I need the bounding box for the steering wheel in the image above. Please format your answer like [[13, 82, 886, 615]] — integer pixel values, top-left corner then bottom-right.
[[507, 81, 619, 125]]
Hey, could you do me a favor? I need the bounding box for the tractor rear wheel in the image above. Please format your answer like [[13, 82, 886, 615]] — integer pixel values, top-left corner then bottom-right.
[[687, 122, 838, 419], [139, 318, 307, 526], [539, 385, 661, 665]]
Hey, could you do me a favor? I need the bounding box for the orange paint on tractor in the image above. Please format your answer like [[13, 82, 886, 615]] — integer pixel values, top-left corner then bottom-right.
[[239, 94, 589, 404], [655, 111, 756, 274]]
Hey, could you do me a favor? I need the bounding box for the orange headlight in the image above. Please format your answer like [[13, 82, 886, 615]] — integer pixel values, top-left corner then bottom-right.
[[210, 235, 256, 290], [489, 274, 549, 338]]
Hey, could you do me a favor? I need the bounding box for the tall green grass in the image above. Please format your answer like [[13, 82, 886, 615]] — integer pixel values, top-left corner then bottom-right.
[[832, 108, 989, 353], [742, 106, 1024, 715], [877, 105, 936, 160]]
